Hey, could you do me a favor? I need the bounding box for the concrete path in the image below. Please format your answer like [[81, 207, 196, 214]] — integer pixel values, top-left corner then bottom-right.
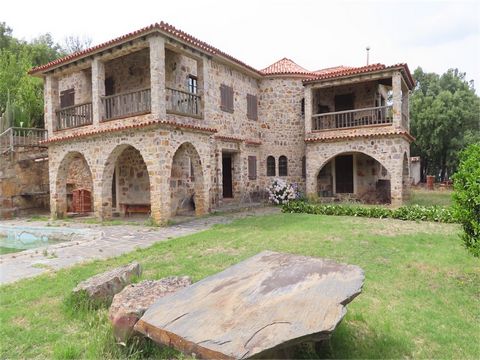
[[0, 207, 279, 285]]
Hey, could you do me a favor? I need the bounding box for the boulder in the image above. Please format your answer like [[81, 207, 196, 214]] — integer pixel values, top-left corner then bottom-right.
[[109, 276, 192, 342], [73, 262, 141, 306], [135, 251, 365, 359]]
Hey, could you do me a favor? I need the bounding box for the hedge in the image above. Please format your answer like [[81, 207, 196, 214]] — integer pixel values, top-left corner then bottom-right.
[[282, 201, 458, 223]]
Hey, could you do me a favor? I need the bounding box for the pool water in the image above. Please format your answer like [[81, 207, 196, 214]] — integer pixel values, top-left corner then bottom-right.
[[0, 226, 86, 255]]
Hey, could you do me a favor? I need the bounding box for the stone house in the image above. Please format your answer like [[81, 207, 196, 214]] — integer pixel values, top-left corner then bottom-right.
[[29, 22, 414, 223]]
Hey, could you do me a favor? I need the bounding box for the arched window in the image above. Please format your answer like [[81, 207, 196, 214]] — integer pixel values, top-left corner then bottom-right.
[[266, 156, 276, 176], [279, 156, 288, 176], [302, 156, 306, 178]]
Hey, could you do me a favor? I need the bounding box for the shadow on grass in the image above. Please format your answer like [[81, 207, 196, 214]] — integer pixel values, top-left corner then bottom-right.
[[316, 321, 411, 359]]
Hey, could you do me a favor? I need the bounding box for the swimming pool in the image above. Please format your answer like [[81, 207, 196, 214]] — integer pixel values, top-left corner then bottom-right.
[[0, 225, 87, 255]]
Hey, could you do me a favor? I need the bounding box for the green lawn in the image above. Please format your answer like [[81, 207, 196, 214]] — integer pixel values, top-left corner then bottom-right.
[[1, 213, 479, 359], [407, 188, 453, 207]]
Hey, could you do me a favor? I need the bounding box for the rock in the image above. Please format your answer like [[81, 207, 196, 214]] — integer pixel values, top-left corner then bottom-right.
[[135, 251, 364, 359], [109, 276, 192, 342], [73, 262, 141, 306]]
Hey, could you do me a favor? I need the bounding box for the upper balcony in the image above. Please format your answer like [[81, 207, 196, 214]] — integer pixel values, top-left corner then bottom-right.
[[304, 67, 412, 139], [49, 37, 204, 132]]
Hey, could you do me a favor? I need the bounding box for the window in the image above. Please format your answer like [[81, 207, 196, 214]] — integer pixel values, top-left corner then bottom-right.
[[220, 84, 234, 113], [267, 156, 276, 176], [188, 75, 198, 94], [60, 89, 75, 108], [247, 94, 258, 120], [279, 155, 288, 176], [105, 77, 115, 96], [301, 98, 305, 117], [302, 156, 306, 178], [248, 156, 257, 180]]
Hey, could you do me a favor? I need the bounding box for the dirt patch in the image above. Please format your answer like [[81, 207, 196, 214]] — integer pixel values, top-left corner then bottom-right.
[[11, 316, 30, 328], [200, 246, 242, 256]]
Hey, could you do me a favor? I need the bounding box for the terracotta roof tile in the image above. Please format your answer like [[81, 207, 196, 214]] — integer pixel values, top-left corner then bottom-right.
[[303, 63, 415, 89], [42, 119, 217, 144], [260, 58, 314, 76], [29, 22, 262, 76], [305, 128, 414, 143]]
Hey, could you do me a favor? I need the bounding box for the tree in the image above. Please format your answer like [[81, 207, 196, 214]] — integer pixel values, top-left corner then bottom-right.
[[453, 143, 480, 257], [62, 35, 92, 54], [410, 67, 480, 181]]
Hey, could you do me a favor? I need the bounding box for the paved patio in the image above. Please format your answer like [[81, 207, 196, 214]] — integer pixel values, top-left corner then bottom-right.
[[0, 206, 279, 285]]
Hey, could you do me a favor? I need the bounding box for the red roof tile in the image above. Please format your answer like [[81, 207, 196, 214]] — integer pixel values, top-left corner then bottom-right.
[[303, 63, 415, 89], [42, 119, 217, 144], [305, 128, 415, 143], [29, 22, 262, 76], [260, 58, 315, 76], [314, 65, 353, 74]]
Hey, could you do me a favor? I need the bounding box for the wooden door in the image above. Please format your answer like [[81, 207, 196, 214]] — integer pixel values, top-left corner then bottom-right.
[[222, 155, 233, 198], [335, 155, 354, 193]]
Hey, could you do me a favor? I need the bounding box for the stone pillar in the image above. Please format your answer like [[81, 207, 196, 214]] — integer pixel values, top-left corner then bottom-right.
[[197, 57, 208, 119], [305, 145, 318, 198], [149, 36, 166, 119], [92, 57, 105, 125], [304, 86, 312, 134], [390, 161, 404, 207], [392, 71, 402, 129], [44, 75, 59, 135]]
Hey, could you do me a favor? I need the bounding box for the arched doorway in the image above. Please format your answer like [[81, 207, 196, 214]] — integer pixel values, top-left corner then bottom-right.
[[101, 144, 151, 218], [316, 152, 391, 204], [54, 152, 93, 217], [170, 142, 206, 217]]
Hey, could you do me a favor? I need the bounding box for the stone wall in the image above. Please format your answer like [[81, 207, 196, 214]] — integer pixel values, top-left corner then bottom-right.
[[0, 148, 49, 218], [165, 49, 197, 92], [116, 146, 150, 206], [66, 156, 93, 191], [259, 78, 306, 191], [58, 69, 92, 104], [104, 48, 150, 94], [313, 81, 378, 113]]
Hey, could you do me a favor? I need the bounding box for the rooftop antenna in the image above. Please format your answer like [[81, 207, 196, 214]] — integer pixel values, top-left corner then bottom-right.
[[366, 46, 371, 65]]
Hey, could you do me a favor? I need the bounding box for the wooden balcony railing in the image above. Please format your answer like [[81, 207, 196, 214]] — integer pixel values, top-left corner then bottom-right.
[[56, 102, 92, 130], [102, 88, 151, 121], [0, 127, 47, 153], [312, 105, 393, 131], [166, 87, 200, 117]]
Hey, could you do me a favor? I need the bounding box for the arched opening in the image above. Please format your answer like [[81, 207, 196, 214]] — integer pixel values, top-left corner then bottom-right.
[[101, 144, 151, 219], [55, 152, 93, 217], [316, 152, 391, 204], [170, 142, 206, 217], [266, 156, 276, 176], [279, 155, 288, 176]]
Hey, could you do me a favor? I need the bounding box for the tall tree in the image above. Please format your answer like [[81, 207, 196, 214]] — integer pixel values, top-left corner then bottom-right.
[[410, 67, 480, 181], [62, 35, 92, 54]]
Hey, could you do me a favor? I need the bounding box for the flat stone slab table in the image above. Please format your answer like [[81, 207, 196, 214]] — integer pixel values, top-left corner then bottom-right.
[[135, 251, 365, 359]]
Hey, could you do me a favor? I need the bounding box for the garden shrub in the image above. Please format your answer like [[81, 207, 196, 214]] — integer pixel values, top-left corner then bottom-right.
[[266, 178, 299, 205], [282, 201, 457, 224], [452, 143, 480, 257]]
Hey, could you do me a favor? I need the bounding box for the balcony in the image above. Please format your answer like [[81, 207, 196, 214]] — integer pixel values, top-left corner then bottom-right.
[[166, 87, 201, 117], [56, 102, 93, 130], [101, 88, 151, 121], [312, 105, 392, 131]]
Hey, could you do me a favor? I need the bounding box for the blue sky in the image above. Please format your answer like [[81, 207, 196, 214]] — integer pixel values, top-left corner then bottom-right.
[[3, 0, 480, 90]]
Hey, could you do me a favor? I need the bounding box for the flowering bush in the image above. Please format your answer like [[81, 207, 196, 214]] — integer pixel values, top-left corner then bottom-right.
[[267, 178, 299, 205]]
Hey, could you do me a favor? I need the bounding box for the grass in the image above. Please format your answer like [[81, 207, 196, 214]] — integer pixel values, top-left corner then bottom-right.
[[407, 188, 453, 207], [1, 213, 479, 359]]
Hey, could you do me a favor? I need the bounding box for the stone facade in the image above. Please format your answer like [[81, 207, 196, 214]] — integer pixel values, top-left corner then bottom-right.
[[34, 26, 413, 222]]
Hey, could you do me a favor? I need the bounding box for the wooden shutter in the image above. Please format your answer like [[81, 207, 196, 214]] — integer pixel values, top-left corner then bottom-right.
[[60, 89, 75, 108], [247, 94, 257, 120], [248, 156, 257, 180], [220, 84, 234, 113]]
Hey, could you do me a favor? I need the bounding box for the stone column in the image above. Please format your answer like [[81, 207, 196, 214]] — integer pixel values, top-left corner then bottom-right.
[[392, 71, 402, 129], [304, 86, 313, 134], [305, 145, 317, 197], [92, 57, 105, 126], [390, 159, 404, 207], [197, 57, 208, 119], [149, 36, 166, 119], [44, 75, 59, 135]]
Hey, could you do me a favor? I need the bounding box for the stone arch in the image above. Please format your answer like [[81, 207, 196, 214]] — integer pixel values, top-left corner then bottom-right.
[[169, 141, 207, 217], [314, 151, 393, 204], [53, 151, 94, 218], [100, 143, 152, 219]]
